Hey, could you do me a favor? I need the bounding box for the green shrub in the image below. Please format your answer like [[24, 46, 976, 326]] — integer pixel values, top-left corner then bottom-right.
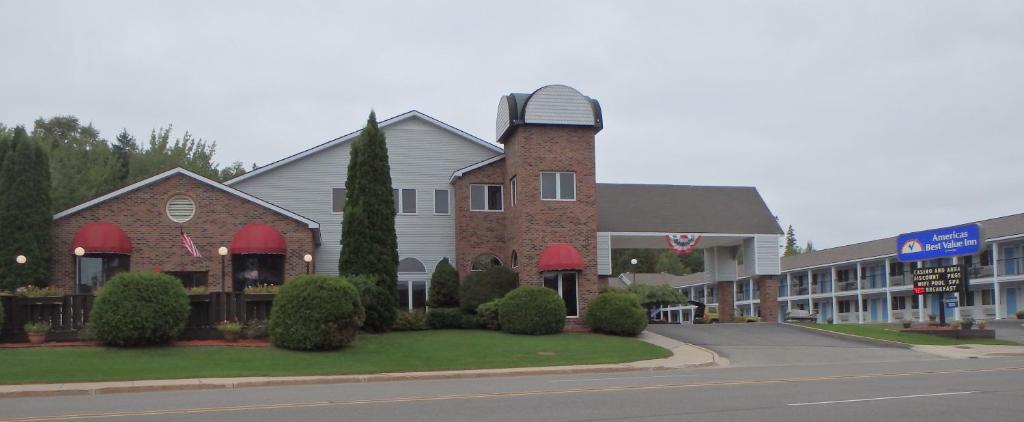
[[585, 292, 647, 336], [0, 297, 4, 329], [89, 272, 190, 347], [244, 320, 268, 339], [427, 307, 463, 329], [461, 314, 484, 329], [428, 257, 460, 308], [348, 275, 397, 333], [269, 275, 364, 351], [499, 286, 565, 335], [393, 310, 429, 331], [476, 299, 502, 330], [460, 265, 518, 313]]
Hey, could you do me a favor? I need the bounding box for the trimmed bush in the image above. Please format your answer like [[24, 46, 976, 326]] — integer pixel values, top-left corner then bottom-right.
[[499, 286, 565, 335], [393, 310, 429, 331], [460, 314, 485, 329], [89, 272, 190, 347], [269, 275, 364, 351], [348, 275, 397, 333], [244, 320, 269, 339], [476, 299, 502, 330], [428, 257, 459, 308], [585, 292, 647, 336], [427, 307, 463, 329], [460, 265, 518, 313]]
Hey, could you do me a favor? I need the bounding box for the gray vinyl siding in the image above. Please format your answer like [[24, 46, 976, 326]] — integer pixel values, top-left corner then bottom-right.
[[231, 116, 500, 276], [523, 85, 594, 126], [754, 235, 782, 275], [597, 232, 611, 275]]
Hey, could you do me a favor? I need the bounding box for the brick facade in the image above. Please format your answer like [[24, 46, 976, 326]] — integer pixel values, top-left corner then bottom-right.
[[756, 275, 779, 323], [454, 125, 599, 328], [716, 280, 735, 322], [50, 174, 317, 293]]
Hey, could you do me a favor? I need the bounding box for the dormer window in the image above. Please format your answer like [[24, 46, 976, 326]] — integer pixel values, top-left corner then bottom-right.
[[540, 172, 575, 201]]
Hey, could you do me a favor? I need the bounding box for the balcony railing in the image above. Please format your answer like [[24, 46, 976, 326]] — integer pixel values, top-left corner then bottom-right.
[[790, 285, 809, 296], [861, 277, 885, 290], [837, 280, 857, 292], [999, 258, 1024, 276]]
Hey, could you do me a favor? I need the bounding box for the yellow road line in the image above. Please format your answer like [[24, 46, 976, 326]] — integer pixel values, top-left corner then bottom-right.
[[4, 366, 1022, 422]]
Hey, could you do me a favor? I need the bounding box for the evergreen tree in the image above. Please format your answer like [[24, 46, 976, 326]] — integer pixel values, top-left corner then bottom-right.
[[428, 258, 460, 307], [111, 129, 138, 183], [32, 116, 121, 212], [339, 112, 399, 327], [784, 225, 801, 256], [0, 127, 52, 290], [805, 241, 815, 253]]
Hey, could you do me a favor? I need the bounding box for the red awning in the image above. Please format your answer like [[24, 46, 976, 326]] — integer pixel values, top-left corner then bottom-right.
[[230, 223, 287, 255], [537, 243, 584, 272], [72, 222, 132, 254]]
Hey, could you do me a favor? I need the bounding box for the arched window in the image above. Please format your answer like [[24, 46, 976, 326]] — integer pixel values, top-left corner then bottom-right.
[[398, 257, 427, 273], [510, 250, 518, 269], [472, 254, 502, 271]]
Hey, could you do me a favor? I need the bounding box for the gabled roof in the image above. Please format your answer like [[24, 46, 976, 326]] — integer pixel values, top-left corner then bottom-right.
[[596, 184, 783, 235], [53, 168, 321, 232], [227, 110, 503, 185], [449, 154, 505, 183]]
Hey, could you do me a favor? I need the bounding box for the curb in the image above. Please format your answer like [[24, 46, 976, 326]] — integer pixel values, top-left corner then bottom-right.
[[0, 365, 681, 399], [783, 323, 913, 349]]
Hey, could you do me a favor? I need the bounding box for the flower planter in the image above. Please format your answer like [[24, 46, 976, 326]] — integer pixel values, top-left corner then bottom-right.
[[27, 332, 46, 345]]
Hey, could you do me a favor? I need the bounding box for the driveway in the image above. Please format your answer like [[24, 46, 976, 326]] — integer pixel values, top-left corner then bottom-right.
[[987, 319, 1024, 343], [647, 323, 930, 367]]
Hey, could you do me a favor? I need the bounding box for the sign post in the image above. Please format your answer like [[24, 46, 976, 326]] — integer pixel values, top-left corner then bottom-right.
[[898, 223, 979, 326]]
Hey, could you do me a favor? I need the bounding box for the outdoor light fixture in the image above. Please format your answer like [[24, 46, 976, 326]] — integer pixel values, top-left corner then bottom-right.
[[15, 255, 27, 264], [74, 247, 85, 294], [630, 258, 638, 265], [74, 247, 85, 257], [630, 258, 640, 285], [218, 247, 229, 256], [218, 246, 228, 295], [304, 254, 313, 274]]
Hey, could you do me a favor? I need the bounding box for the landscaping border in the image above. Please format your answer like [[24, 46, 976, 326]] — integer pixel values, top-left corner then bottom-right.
[[783, 323, 913, 349]]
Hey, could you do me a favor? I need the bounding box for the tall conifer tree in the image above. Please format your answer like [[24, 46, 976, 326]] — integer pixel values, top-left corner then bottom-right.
[[0, 127, 52, 290], [339, 112, 399, 319]]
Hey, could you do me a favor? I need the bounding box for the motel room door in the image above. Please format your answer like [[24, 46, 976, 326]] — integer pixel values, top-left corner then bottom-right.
[[1008, 288, 1018, 316]]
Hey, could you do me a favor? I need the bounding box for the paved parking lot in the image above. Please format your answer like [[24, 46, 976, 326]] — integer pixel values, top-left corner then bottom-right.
[[647, 323, 932, 367], [988, 319, 1024, 343]]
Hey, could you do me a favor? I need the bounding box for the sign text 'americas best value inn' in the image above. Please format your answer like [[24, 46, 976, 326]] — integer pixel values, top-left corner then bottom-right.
[[896, 223, 981, 262]]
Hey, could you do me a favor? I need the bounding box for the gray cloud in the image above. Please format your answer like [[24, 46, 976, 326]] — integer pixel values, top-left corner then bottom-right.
[[2, 0, 1022, 249]]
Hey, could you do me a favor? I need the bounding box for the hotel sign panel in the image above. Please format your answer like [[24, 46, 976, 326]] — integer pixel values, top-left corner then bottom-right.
[[896, 223, 981, 263], [912, 265, 965, 295]]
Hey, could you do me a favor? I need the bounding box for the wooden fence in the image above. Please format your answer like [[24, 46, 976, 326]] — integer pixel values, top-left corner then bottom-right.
[[0, 293, 274, 342]]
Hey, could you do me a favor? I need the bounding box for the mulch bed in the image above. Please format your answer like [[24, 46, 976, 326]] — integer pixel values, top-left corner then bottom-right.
[[0, 339, 272, 348]]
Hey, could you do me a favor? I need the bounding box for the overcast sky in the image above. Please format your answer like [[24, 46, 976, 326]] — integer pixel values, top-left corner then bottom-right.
[[2, 1, 1022, 250]]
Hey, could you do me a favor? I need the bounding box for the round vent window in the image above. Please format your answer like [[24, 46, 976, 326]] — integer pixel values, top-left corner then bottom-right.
[[166, 195, 196, 223]]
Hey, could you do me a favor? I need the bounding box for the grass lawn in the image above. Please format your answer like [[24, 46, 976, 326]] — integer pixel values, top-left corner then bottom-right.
[[798, 323, 1021, 346], [0, 330, 670, 385]]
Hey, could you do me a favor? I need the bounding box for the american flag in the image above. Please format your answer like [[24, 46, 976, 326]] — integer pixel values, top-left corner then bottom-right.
[[181, 231, 202, 258]]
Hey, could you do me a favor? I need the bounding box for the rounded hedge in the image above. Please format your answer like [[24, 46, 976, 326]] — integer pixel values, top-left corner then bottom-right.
[[348, 275, 397, 333], [585, 292, 647, 336], [476, 298, 502, 330], [427, 307, 463, 329], [460, 265, 518, 313], [89, 272, 190, 346], [498, 286, 565, 335], [269, 275, 364, 351]]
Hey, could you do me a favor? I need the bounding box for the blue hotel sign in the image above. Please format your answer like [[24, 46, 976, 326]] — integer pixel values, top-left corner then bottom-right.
[[896, 223, 982, 262]]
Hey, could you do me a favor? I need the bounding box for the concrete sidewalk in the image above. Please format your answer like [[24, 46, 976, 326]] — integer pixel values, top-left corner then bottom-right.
[[912, 344, 1024, 359], [0, 331, 719, 398]]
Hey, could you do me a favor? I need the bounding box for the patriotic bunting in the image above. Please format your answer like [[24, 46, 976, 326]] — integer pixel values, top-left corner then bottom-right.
[[665, 233, 701, 255]]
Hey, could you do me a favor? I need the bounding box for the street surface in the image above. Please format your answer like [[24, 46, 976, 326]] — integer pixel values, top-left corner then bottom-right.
[[2, 324, 1023, 421]]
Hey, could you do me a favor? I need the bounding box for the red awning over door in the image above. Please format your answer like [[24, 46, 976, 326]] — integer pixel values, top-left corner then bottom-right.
[[230, 223, 287, 255], [72, 222, 132, 254], [537, 243, 584, 272]]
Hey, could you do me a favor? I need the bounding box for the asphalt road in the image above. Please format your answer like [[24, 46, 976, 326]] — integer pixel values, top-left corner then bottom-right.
[[2, 356, 1024, 421], [647, 322, 931, 366]]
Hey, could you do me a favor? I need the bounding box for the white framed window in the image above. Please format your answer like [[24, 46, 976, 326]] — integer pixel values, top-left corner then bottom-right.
[[393, 188, 417, 214], [434, 189, 450, 215], [397, 280, 428, 310], [510, 250, 518, 269], [509, 176, 517, 206], [543, 271, 579, 317], [470, 184, 503, 211], [540, 172, 575, 201], [331, 188, 347, 213], [472, 254, 502, 271]]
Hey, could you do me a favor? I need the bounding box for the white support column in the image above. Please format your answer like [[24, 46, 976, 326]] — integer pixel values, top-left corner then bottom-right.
[[785, 272, 792, 322], [993, 243, 1002, 319], [952, 256, 962, 321], [806, 270, 813, 311], [884, 257, 894, 323], [830, 266, 839, 323], [856, 262, 864, 323]]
